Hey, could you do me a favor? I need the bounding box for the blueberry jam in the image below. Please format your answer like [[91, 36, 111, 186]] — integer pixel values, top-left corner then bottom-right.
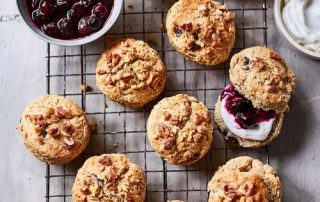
[[221, 84, 277, 129], [27, 0, 114, 39]]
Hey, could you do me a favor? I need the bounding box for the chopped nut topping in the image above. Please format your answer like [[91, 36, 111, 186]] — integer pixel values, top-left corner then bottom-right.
[[157, 123, 172, 138], [252, 57, 266, 69], [29, 114, 47, 128], [164, 111, 171, 120], [46, 126, 59, 138], [170, 115, 179, 125], [61, 121, 73, 133], [98, 155, 112, 166], [181, 23, 193, 32], [81, 187, 91, 195], [198, 4, 209, 16], [193, 113, 205, 124], [80, 84, 93, 92], [56, 107, 72, 119], [270, 51, 283, 62], [63, 137, 75, 149], [161, 137, 175, 150], [196, 125, 208, 134], [109, 167, 120, 182], [44, 108, 55, 118], [239, 181, 254, 196], [112, 53, 120, 66], [47, 115, 60, 124]]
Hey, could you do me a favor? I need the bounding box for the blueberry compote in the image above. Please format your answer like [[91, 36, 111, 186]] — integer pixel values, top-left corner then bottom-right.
[[27, 0, 114, 39], [221, 84, 277, 129]]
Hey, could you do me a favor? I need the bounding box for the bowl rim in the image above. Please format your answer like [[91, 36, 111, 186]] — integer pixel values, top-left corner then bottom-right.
[[274, 0, 320, 60], [16, 0, 123, 46]]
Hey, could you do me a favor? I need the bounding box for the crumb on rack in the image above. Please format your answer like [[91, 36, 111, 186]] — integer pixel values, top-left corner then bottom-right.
[[127, 3, 134, 9], [146, 34, 157, 44], [160, 23, 166, 31], [89, 121, 97, 132], [80, 84, 92, 92], [112, 142, 119, 148]]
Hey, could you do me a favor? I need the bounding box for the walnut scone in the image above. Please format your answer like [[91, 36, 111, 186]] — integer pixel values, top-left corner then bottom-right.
[[72, 154, 146, 202], [18, 95, 90, 164], [147, 94, 213, 165], [96, 38, 166, 108], [208, 171, 269, 202], [166, 0, 235, 66], [214, 47, 296, 148], [208, 156, 282, 202]]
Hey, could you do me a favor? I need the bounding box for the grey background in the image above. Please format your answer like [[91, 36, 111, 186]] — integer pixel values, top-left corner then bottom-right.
[[0, 0, 319, 201]]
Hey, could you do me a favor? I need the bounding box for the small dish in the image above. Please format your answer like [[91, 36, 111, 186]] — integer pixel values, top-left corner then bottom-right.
[[17, 0, 123, 46], [274, 0, 320, 60]]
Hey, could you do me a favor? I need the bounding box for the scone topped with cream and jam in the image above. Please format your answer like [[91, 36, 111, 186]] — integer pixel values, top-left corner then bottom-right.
[[166, 0, 235, 66], [214, 46, 296, 148]]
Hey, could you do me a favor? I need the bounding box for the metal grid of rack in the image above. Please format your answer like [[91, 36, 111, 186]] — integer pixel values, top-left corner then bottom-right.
[[45, 0, 270, 201]]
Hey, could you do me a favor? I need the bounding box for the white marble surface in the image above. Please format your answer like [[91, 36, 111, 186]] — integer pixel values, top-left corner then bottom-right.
[[1, 0, 320, 201]]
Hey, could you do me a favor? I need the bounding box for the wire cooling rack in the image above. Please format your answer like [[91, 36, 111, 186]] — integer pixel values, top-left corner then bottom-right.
[[45, 0, 270, 201]]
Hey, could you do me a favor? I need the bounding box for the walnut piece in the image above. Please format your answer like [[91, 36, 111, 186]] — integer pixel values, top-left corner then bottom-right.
[[46, 126, 60, 138], [98, 155, 112, 166], [63, 137, 75, 149]]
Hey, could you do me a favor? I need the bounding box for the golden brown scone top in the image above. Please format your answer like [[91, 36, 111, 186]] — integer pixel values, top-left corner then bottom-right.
[[18, 95, 90, 164], [210, 156, 282, 202], [166, 0, 235, 66], [72, 154, 146, 202], [208, 171, 269, 202], [147, 94, 213, 165], [230, 46, 297, 113], [96, 38, 166, 108]]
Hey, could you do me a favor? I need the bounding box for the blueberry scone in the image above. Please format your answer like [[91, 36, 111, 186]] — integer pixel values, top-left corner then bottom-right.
[[166, 0, 235, 66], [208, 156, 282, 202], [18, 95, 90, 164], [214, 46, 297, 148], [72, 154, 146, 202], [147, 94, 213, 165], [96, 38, 166, 108]]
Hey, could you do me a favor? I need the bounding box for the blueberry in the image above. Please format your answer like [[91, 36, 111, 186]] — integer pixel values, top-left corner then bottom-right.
[[40, 128, 47, 138], [226, 97, 248, 114], [41, 22, 59, 37], [82, 0, 96, 7], [32, 0, 42, 9], [173, 25, 182, 37], [67, 2, 85, 21], [78, 16, 91, 35], [88, 14, 103, 31], [57, 17, 76, 36], [56, 0, 72, 10], [190, 42, 201, 51], [235, 110, 257, 129], [39, 0, 56, 16], [32, 9, 46, 24], [243, 56, 250, 65], [92, 3, 109, 19]]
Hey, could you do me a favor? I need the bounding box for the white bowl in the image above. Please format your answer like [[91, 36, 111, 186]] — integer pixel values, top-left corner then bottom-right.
[[17, 0, 123, 46], [274, 0, 320, 60]]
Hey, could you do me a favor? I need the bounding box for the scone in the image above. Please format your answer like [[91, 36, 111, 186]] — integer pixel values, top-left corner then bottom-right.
[[147, 94, 213, 165], [72, 154, 146, 202], [96, 38, 166, 108], [166, 0, 235, 66], [214, 47, 297, 148], [208, 156, 282, 202], [18, 95, 90, 164]]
